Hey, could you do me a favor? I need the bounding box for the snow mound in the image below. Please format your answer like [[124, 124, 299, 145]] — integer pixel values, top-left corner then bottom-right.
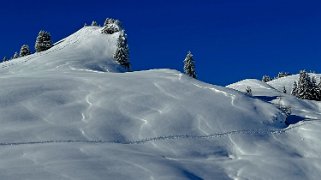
[[227, 79, 279, 96]]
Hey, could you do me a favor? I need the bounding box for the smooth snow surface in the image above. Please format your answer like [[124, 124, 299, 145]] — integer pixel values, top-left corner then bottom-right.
[[0, 26, 320, 179]]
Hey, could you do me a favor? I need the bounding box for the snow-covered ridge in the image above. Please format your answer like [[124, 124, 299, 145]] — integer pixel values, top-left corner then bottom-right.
[[0, 26, 125, 74]]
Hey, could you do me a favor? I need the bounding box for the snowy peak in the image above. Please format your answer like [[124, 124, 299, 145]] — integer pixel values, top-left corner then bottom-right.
[[0, 26, 125, 74]]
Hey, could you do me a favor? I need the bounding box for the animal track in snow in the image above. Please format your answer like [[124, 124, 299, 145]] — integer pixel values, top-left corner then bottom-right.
[[0, 120, 310, 147]]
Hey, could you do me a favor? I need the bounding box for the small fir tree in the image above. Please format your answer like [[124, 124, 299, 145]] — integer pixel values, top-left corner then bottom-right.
[[283, 86, 287, 93], [104, 18, 115, 26], [245, 86, 252, 96], [318, 77, 321, 90], [13, 52, 19, 59], [2, 56, 8, 62], [102, 18, 121, 34], [183, 51, 197, 79], [295, 70, 316, 100], [262, 75, 272, 82], [114, 30, 130, 71], [91, 21, 98, 26], [35, 30, 52, 52], [311, 76, 321, 100], [20, 44, 31, 57], [277, 72, 290, 79], [291, 81, 298, 97]]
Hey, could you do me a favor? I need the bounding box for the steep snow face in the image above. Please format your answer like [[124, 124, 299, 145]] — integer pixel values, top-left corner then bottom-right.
[[1, 26, 124, 74], [0, 26, 321, 179]]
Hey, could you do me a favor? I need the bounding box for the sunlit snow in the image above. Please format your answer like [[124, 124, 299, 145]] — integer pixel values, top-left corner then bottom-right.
[[0, 26, 320, 179]]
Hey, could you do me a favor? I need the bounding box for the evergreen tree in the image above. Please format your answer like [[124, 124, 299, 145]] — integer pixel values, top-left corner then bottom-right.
[[20, 44, 31, 57], [262, 75, 272, 82], [318, 77, 321, 89], [35, 30, 52, 52], [295, 70, 315, 100], [282, 86, 287, 93], [277, 72, 290, 79], [104, 18, 113, 26], [102, 18, 121, 34], [245, 86, 252, 96], [91, 21, 98, 26], [291, 81, 298, 96], [114, 30, 130, 71], [13, 52, 19, 59], [311, 76, 321, 100], [2, 56, 8, 62], [183, 51, 197, 79]]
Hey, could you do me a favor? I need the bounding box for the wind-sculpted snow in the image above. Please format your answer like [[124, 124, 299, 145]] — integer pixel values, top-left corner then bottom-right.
[[0, 27, 321, 179], [0, 121, 308, 146]]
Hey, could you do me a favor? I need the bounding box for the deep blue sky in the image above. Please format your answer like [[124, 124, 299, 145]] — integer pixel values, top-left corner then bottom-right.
[[0, 0, 320, 85]]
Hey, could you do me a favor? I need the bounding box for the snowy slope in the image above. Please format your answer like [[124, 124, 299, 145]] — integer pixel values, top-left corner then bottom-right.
[[228, 76, 321, 179], [1, 26, 124, 73], [0, 26, 321, 179]]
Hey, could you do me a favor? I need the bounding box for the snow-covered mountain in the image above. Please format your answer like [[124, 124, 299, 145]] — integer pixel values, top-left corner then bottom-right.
[[0, 26, 320, 180]]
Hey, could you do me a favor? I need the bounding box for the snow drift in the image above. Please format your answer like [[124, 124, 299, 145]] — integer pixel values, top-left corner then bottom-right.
[[0, 26, 321, 179]]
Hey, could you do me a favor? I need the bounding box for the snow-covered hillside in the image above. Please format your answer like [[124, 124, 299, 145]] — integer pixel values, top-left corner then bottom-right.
[[0, 26, 321, 179], [1, 26, 124, 73]]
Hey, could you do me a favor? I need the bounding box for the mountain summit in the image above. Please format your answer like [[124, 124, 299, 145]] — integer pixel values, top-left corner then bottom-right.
[[1, 26, 126, 74]]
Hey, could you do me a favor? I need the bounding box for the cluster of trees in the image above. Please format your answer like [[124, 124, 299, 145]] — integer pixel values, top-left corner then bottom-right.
[[291, 70, 321, 101], [101, 18, 122, 34], [86, 18, 131, 71], [97, 18, 131, 71], [2, 31, 52, 62], [262, 70, 321, 101], [262, 72, 291, 82], [1, 17, 197, 78]]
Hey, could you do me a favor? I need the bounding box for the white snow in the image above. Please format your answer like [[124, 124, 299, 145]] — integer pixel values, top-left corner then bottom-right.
[[0, 26, 321, 179]]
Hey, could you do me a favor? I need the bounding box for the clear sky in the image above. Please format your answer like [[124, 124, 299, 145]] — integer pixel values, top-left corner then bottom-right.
[[0, 0, 320, 85]]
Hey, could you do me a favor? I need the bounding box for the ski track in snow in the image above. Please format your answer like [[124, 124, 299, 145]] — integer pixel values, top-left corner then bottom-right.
[[0, 120, 314, 147]]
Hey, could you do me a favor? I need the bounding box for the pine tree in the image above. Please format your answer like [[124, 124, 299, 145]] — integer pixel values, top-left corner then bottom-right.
[[102, 18, 121, 34], [277, 72, 290, 79], [13, 52, 19, 59], [2, 56, 8, 62], [318, 77, 321, 90], [283, 86, 287, 93], [311, 76, 321, 100], [262, 75, 272, 82], [20, 44, 31, 57], [291, 81, 298, 96], [317, 77, 321, 100], [35, 30, 52, 52], [104, 18, 114, 26], [296, 70, 314, 100], [183, 51, 197, 79], [91, 21, 98, 26], [114, 30, 130, 71], [245, 86, 252, 96]]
